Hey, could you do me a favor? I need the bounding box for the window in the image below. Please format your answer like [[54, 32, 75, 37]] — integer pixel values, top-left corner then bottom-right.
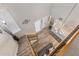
[[34, 16, 49, 32]]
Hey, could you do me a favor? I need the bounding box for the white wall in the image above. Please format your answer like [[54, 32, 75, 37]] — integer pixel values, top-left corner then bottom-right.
[[0, 10, 21, 34], [64, 4, 79, 30], [0, 28, 18, 56], [50, 3, 74, 19], [50, 3, 79, 36], [1, 3, 79, 38], [1, 3, 51, 37]]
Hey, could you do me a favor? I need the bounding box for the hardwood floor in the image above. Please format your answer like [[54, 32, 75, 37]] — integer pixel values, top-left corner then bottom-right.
[[17, 29, 59, 56]]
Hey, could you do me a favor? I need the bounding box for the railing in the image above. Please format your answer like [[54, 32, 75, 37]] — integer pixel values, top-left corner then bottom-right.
[[49, 25, 79, 56]]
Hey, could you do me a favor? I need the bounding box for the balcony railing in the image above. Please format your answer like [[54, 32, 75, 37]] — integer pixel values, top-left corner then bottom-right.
[[49, 25, 79, 56]]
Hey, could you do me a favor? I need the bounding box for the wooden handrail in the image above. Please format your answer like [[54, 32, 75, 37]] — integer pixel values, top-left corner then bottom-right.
[[55, 30, 79, 56], [49, 25, 79, 56]]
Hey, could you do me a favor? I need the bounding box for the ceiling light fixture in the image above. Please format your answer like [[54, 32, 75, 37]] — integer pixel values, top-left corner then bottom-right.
[[22, 18, 30, 24]]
